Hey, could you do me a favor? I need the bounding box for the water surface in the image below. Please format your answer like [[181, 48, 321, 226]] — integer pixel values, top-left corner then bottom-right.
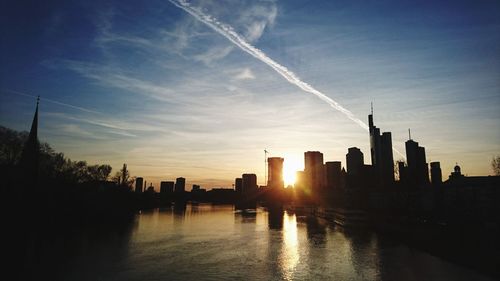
[[47, 204, 493, 280]]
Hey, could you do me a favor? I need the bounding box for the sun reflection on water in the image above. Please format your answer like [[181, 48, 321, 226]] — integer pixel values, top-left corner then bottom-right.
[[279, 212, 299, 281]]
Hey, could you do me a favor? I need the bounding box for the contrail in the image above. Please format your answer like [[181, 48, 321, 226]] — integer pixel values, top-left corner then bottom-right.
[[2, 89, 102, 114], [168, 0, 406, 159], [168, 0, 368, 131]]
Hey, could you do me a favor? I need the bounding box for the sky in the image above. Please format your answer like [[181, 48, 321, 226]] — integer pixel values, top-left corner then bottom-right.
[[1, 0, 499, 190]]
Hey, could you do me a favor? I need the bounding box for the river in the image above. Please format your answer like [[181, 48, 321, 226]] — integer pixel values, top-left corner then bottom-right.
[[30, 204, 494, 280]]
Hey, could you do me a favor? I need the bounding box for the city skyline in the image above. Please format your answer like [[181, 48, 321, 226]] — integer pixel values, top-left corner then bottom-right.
[[1, 0, 499, 189]]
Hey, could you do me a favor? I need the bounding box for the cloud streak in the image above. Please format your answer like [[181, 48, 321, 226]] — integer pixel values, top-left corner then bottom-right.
[[168, 0, 369, 131], [2, 89, 102, 115]]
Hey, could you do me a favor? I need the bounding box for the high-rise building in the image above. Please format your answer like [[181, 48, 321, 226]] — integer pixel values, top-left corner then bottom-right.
[[267, 157, 284, 189], [242, 174, 257, 195], [175, 177, 186, 193], [135, 177, 144, 193], [295, 171, 305, 190], [234, 178, 242, 194], [430, 162, 442, 185], [368, 108, 394, 185], [304, 151, 325, 192], [346, 147, 364, 176], [160, 181, 174, 193], [325, 161, 341, 189], [405, 135, 430, 186]]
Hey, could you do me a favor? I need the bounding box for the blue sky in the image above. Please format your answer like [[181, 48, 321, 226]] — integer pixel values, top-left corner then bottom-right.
[[1, 0, 499, 189]]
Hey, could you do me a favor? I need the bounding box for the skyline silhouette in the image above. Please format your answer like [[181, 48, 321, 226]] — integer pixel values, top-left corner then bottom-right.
[[1, 0, 499, 189], [2, 1, 499, 280]]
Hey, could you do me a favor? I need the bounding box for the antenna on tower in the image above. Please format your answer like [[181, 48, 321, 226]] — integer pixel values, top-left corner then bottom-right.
[[264, 149, 269, 186], [37, 95, 40, 106], [408, 128, 411, 140], [370, 102, 373, 115]]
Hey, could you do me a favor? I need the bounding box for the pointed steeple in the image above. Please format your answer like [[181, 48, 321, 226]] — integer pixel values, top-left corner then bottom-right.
[[19, 96, 40, 187]]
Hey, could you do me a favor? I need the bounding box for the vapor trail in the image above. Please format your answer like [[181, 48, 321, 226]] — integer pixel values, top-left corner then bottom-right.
[[169, 0, 406, 159], [168, 0, 368, 131], [3, 89, 102, 114]]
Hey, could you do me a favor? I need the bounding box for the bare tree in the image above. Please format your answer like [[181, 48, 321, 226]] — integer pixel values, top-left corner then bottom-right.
[[394, 159, 406, 181], [492, 156, 500, 176]]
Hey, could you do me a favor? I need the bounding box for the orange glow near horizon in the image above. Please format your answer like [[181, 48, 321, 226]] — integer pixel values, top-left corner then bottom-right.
[[283, 155, 303, 187]]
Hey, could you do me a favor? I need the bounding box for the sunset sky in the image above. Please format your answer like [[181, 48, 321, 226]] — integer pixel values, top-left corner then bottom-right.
[[1, 0, 499, 189]]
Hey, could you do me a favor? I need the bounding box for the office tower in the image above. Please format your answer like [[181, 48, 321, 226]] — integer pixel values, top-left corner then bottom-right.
[[325, 161, 341, 189], [368, 107, 394, 185], [175, 177, 186, 193], [430, 162, 442, 185], [135, 177, 144, 193], [346, 147, 364, 176], [234, 178, 242, 193], [242, 174, 257, 195], [295, 171, 305, 190], [267, 157, 284, 189], [380, 132, 395, 183], [405, 133, 430, 186], [304, 151, 325, 192], [160, 181, 174, 193], [192, 184, 200, 191]]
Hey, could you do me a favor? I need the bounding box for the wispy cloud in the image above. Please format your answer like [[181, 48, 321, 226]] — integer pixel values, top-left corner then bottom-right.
[[168, 0, 369, 131], [233, 68, 255, 80]]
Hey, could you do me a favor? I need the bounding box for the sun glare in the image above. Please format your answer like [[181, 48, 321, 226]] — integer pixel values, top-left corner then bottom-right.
[[283, 156, 303, 187]]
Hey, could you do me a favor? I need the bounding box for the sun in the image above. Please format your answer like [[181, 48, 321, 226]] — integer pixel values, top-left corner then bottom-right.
[[283, 156, 303, 187]]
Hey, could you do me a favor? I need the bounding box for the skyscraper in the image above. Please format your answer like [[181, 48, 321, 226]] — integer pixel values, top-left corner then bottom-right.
[[405, 134, 430, 186], [368, 107, 394, 185], [135, 177, 144, 193], [304, 151, 325, 193], [242, 174, 257, 195], [175, 177, 186, 193], [325, 161, 341, 190], [160, 181, 174, 193], [267, 157, 284, 189], [346, 147, 364, 176], [430, 162, 442, 185], [234, 178, 242, 194]]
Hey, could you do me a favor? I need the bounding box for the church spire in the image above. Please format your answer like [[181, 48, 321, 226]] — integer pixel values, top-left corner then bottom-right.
[[19, 96, 40, 187]]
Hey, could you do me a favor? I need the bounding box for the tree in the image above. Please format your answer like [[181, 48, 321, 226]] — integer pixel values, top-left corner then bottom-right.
[[394, 159, 406, 181], [87, 165, 112, 181], [492, 156, 500, 176], [112, 163, 134, 188]]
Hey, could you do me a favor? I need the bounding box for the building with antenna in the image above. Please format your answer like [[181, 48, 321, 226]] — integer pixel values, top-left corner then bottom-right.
[[368, 104, 394, 186], [405, 129, 430, 186]]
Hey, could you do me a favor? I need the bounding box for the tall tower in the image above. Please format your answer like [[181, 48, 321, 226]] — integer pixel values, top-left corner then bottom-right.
[[175, 177, 186, 193], [346, 147, 364, 176], [304, 151, 325, 193], [19, 96, 40, 189], [135, 177, 144, 193], [325, 161, 342, 189], [430, 162, 442, 185], [405, 132, 430, 186], [368, 105, 394, 186], [242, 174, 257, 195], [267, 157, 284, 189]]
